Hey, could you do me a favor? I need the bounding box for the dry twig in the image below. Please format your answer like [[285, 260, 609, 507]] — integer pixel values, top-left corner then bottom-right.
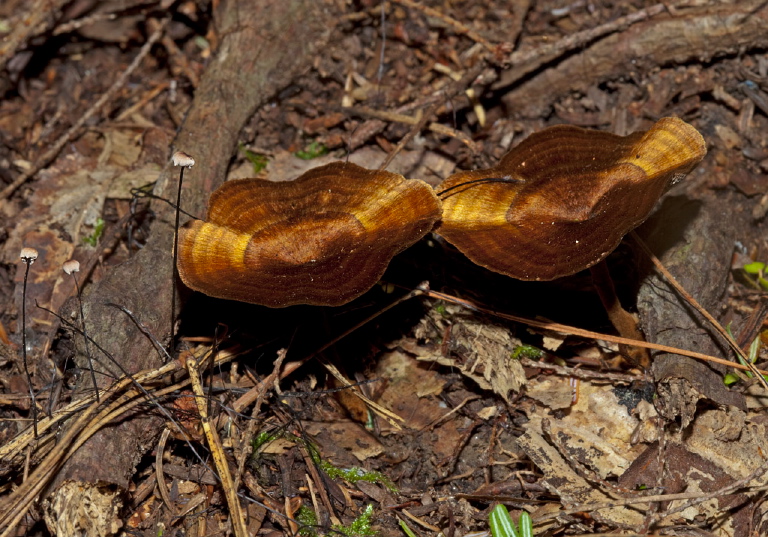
[[186, 355, 248, 537], [390, 0, 496, 53], [379, 62, 487, 169], [347, 105, 479, 150], [423, 289, 768, 377]]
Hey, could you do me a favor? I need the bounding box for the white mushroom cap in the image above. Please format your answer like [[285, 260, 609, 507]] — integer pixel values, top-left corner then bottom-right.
[[20, 247, 39, 264], [172, 151, 195, 168], [63, 259, 81, 274]]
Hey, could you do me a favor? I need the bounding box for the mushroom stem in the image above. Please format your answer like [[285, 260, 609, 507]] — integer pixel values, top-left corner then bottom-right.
[[19, 248, 39, 438], [589, 260, 651, 369], [63, 260, 99, 403], [170, 151, 195, 347]]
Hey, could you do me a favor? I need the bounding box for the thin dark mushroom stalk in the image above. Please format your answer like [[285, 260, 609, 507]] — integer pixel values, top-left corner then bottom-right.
[[435, 117, 707, 367], [170, 150, 195, 348], [19, 247, 39, 438], [63, 259, 99, 402]]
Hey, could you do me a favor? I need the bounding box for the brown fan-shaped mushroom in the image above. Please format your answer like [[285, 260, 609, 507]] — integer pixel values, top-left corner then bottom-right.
[[177, 161, 441, 307], [437, 117, 706, 280]]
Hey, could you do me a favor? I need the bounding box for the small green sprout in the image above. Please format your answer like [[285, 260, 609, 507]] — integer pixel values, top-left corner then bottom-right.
[[295, 140, 328, 160], [723, 372, 741, 386], [259, 432, 397, 492], [296, 506, 319, 537], [193, 35, 210, 51], [82, 218, 105, 247], [398, 520, 418, 537], [319, 461, 397, 493], [511, 345, 543, 361], [742, 261, 768, 291], [251, 430, 280, 453], [334, 504, 376, 537], [240, 144, 269, 173], [434, 303, 448, 316], [489, 504, 533, 537], [723, 324, 768, 385]]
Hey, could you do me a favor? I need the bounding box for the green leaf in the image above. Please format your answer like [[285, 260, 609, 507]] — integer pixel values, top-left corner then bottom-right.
[[240, 144, 269, 173], [193, 35, 210, 51], [511, 345, 543, 361], [296, 506, 318, 537], [517, 512, 533, 537], [334, 504, 376, 537], [399, 520, 418, 537], [295, 140, 328, 160], [723, 372, 741, 386], [320, 461, 397, 492], [251, 430, 279, 453], [82, 218, 105, 247], [743, 261, 766, 275], [489, 504, 519, 537], [748, 335, 761, 363]]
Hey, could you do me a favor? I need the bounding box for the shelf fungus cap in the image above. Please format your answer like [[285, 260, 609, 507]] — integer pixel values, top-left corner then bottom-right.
[[437, 117, 707, 280], [178, 161, 442, 307]]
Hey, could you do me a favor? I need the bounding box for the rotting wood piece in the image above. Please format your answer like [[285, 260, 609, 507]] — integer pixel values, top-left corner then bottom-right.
[[499, 1, 768, 118], [637, 190, 748, 413]]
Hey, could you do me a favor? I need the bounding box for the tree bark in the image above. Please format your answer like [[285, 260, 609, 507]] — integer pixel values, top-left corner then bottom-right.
[[49, 0, 331, 494]]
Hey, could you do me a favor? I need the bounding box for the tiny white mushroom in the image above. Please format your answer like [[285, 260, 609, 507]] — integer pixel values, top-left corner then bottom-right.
[[172, 151, 195, 168], [63, 259, 81, 275], [20, 247, 39, 264]]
